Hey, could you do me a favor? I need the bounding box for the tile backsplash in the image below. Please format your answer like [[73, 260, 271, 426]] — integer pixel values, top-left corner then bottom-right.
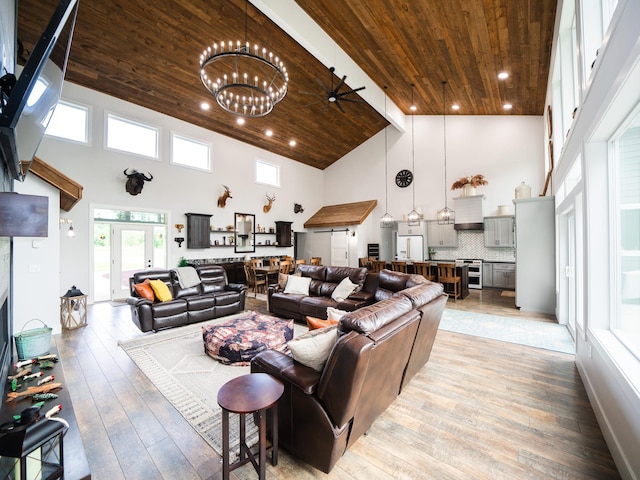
[[430, 231, 515, 262]]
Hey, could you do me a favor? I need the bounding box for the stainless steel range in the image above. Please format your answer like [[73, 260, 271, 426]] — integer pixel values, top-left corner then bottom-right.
[[456, 259, 483, 289]]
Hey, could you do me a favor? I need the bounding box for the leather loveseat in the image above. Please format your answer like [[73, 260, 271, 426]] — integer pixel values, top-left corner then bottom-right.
[[268, 265, 431, 322], [126, 265, 246, 332], [251, 279, 447, 473]]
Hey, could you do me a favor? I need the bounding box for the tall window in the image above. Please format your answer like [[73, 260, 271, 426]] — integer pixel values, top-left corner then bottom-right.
[[45, 100, 89, 143], [106, 113, 159, 158], [613, 113, 640, 358], [256, 159, 279, 187], [171, 134, 210, 171]]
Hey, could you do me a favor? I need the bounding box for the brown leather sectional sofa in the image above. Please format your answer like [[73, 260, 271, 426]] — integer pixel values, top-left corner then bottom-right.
[[127, 265, 246, 332], [268, 264, 431, 322], [252, 273, 447, 473]]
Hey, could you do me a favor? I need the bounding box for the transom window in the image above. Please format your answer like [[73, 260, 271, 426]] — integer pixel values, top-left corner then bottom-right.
[[93, 208, 166, 224], [106, 113, 159, 158], [45, 100, 89, 143], [256, 159, 279, 187], [171, 134, 211, 171]]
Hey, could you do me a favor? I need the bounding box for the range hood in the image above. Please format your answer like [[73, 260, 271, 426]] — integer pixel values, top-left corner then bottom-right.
[[453, 195, 485, 230]]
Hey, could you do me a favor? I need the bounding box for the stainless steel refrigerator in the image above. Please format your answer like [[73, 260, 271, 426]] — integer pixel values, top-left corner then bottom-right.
[[396, 234, 424, 261]]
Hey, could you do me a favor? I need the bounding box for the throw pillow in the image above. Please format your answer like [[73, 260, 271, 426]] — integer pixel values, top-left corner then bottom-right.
[[306, 316, 339, 330], [133, 278, 155, 301], [331, 276, 358, 302], [327, 306, 348, 322], [283, 274, 311, 295], [288, 326, 338, 371], [149, 279, 173, 302]]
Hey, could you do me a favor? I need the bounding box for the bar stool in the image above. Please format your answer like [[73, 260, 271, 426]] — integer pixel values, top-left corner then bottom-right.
[[391, 261, 407, 273], [217, 373, 284, 480]]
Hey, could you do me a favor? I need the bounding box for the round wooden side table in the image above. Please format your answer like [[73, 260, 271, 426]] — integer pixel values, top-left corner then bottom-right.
[[217, 373, 284, 480]]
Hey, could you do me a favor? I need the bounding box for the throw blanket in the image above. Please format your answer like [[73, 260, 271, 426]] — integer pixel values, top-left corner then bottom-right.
[[175, 266, 201, 289]]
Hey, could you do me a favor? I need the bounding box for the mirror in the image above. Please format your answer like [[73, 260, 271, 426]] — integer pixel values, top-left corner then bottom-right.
[[234, 212, 255, 253]]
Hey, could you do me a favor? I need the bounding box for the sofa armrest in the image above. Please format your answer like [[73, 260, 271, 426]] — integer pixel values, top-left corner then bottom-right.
[[347, 290, 374, 303], [126, 297, 152, 307], [226, 283, 247, 293], [251, 350, 321, 395], [268, 284, 283, 294]]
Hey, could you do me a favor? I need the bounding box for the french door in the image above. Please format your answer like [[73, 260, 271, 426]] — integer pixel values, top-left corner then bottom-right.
[[110, 224, 166, 300]]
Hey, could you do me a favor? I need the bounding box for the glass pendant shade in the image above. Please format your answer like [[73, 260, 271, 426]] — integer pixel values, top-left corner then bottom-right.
[[380, 212, 394, 228], [407, 209, 420, 226], [380, 86, 394, 228], [406, 83, 420, 227], [437, 206, 455, 224]]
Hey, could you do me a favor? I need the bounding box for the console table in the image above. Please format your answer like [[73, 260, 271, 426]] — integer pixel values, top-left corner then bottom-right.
[[0, 347, 91, 479]]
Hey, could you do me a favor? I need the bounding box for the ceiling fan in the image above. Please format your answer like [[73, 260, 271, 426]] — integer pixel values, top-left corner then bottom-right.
[[301, 67, 366, 113]]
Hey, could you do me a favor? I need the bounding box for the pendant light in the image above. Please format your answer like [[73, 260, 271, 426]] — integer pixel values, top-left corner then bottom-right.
[[407, 84, 421, 226], [437, 81, 455, 224], [380, 86, 394, 228]]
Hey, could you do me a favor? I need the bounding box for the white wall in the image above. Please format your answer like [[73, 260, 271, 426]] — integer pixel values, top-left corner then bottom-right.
[[324, 115, 545, 247]]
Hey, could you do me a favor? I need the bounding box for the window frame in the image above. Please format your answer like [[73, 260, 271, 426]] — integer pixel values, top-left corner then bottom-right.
[[255, 158, 280, 188], [44, 99, 90, 145], [105, 111, 160, 159], [170, 132, 212, 172]]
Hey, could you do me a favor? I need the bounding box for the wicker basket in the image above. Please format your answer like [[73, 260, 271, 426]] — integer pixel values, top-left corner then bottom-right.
[[14, 319, 52, 360]]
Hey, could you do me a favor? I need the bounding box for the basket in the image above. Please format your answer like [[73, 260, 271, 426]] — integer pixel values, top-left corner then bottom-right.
[[14, 319, 52, 361]]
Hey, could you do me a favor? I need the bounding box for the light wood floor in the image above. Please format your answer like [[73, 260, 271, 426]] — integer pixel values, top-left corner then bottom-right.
[[53, 289, 620, 480]]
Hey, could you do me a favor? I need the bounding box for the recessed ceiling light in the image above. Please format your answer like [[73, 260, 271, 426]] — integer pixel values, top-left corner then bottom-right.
[[503, 103, 513, 110], [200, 102, 210, 110], [451, 104, 460, 111], [410, 105, 417, 112], [236, 117, 245, 125], [265, 129, 273, 137], [289, 140, 296, 147], [498, 72, 509, 80]]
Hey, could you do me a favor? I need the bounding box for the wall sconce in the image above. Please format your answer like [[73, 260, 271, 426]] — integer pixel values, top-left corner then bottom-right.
[[175, 223, 184, 233], [174, 237, 185, 247], [59, 218, 75, 238]]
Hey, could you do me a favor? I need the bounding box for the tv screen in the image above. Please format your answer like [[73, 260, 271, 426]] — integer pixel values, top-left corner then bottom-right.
[[0, 0, 78, 181]]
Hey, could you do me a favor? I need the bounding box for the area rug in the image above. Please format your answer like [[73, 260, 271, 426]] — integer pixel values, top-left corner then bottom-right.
[[118, 311, 306, 460], [439, 309, 574, 354]]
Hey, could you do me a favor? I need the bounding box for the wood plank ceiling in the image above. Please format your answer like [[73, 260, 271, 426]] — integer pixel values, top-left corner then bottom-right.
[[17, 0, 556, 170]]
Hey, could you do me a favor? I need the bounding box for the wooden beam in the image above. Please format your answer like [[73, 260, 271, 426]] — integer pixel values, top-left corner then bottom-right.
[[304, 200, 377, 228], [29, 157, 83, 211]]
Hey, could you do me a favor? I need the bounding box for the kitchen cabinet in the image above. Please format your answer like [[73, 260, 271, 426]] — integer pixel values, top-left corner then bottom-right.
[[185, 213, 212, 249], [397, 221, 424, 236], [484, 216, 514, 247], [483, 262, 515, 289], [426, 221, 457, 247]]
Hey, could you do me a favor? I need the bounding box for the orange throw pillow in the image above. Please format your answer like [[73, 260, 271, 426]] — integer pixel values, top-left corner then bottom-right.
[[134, 278, 155, 301], [306, 316, 339, 331]]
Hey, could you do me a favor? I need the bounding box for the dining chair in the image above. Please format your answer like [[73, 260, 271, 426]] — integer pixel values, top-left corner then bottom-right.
[[269, 257, 280, 267], [310, 257, 322, 266], [437, 263, 461, 301], [279, 261, 292, 275], [391, 261, 408, 273], [244, 263, 266, 297], [250, 258, 263, 269], [371, 260, 386, 273], [413, 262, 436, 281]]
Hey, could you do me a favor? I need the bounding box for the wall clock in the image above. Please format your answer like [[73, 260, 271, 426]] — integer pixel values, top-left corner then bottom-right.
[[395, 169, 413, 188]]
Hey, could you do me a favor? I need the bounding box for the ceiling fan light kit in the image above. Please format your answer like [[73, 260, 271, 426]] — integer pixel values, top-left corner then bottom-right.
[[199, 1, 288, 118]]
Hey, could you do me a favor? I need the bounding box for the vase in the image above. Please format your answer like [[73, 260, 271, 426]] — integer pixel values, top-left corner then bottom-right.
[[462, 184, 477, 196]]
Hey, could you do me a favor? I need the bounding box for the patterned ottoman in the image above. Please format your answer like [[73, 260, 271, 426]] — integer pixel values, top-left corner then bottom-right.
[[202, 311, 294, 365]]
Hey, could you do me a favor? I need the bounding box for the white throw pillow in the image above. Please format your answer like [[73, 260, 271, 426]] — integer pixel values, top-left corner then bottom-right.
[[331, 276, 358, 302], [288, 326, 338, 371], [283, 274, 311, 295], [327, 306, 348, 322]]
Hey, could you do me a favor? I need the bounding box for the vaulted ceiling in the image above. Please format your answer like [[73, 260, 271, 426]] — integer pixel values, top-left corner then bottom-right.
[[17, 0, 557, 170]]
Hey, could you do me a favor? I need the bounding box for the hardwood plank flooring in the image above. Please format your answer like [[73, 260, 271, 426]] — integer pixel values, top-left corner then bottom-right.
[[53, 289, 619, 479]]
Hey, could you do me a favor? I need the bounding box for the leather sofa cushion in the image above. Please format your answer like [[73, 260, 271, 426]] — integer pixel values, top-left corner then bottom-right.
[[151, 299, 187, 316], [398, 282, 444, 309], [186, 296, 215, 311], [378, 269, 409, 292], [196, 265, 229, 293], [297, 264, 326, 280], [339, 296, 412, 335], [325, 266, 367, 287], [214, 291, 241, 306], [174, 285, 202, 299]]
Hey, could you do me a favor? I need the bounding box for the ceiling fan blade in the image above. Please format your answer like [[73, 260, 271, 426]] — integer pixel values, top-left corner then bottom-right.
[[315, 77, 331, 94], [339, 86, 366, 96], [338, 97, 365, 103], [299, 91, 328, 97], [335, 100, 346, 113], [334, 75, 347, 93]]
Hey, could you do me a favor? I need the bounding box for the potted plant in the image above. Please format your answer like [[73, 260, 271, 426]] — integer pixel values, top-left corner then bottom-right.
[[451, 174, 488, 196]]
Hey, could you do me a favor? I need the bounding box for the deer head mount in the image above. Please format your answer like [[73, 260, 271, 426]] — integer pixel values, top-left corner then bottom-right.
[[124, 169, 153, 195], [263, 194, 276, 213], [217, 185, 232, 208]]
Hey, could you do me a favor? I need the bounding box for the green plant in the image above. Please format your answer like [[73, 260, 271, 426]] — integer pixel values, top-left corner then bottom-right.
[[178, 256, 188, 267]]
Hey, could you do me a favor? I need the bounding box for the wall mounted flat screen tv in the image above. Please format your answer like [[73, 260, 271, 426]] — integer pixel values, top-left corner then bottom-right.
[[0, 0, 78, 181]]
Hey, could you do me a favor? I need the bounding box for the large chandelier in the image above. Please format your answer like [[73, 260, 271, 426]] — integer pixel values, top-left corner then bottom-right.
[[437, 81, 455, 224], [380, 87, 394, 228], [199, 1, 288, 118]]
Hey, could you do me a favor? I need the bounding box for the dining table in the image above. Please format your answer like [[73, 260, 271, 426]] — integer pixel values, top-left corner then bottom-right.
[[255, 265, 280, 284]]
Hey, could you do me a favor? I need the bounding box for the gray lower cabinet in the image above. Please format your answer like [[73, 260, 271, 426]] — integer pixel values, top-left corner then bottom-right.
[[483, 262, 515, 289]]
